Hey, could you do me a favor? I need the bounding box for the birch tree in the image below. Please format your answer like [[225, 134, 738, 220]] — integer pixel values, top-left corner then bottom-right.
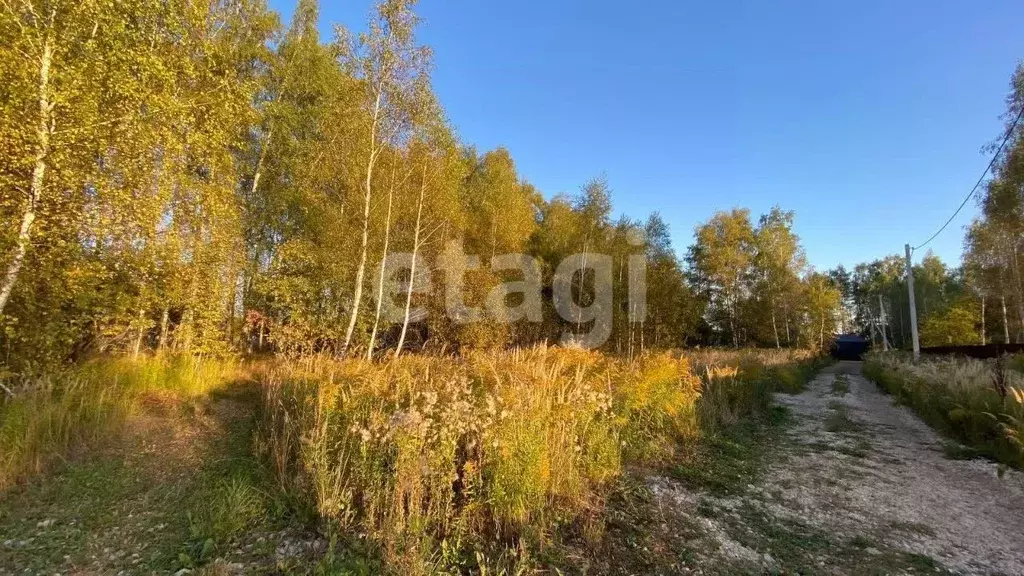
[[0, 0, 133, 317], [753, 207, 805, 348], [687, 209, 755, 346], [367, 156, 401, 359], [339, 0, 431, 352], [804, 272, 842, 351]]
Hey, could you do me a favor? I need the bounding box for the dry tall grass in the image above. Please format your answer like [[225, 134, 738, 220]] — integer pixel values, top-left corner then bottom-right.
[[0, 346, 824, 571], [0, 356, 239, 491], [864, 351, 1024, 468], [256, 346, 824, 572]]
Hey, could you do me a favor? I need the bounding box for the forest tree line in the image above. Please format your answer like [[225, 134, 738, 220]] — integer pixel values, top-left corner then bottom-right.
[[832, 64, 1024, 349], [24, 0, 1021, 370]]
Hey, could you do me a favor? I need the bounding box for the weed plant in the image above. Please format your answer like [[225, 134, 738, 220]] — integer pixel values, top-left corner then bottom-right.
[[256, 346, 824, 572]]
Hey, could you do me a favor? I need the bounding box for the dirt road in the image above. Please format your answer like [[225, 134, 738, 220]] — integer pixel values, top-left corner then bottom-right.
[[650, 361, 1024, 575], [769, 361, 1024, 574]]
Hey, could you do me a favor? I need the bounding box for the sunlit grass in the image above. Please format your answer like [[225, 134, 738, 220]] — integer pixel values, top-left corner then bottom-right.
[[0, 346, 825, 572], [0, 355, 240, 491], [255, 346, 825, 571]]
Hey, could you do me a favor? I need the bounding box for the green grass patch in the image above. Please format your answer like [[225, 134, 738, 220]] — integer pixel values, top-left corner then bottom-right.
[[0, 356, 240, 491], [942, 441, 984, 461], [832, 374, 851, 396], [0, 382, 283, 575], [177, 388, 279, 571], [672, 405, 790, 497], [724, 503, 950, 575], [0, 429, 200, 573], [824, 404, 861, 434], [845, 438, 873, 458]]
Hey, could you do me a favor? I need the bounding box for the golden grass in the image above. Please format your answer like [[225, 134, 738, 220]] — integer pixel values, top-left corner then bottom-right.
[[0, 355, 240, 492], [0, 346, 824, 572], [255, 346, 824, 572], [681, 347, 818, 372]]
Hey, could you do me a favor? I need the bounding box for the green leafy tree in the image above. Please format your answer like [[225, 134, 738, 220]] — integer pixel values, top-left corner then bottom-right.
[[752, 207, 805, 347], [686, 209, 755, 346], [803, 272, 842, 351], [920, 299, 981, 346]]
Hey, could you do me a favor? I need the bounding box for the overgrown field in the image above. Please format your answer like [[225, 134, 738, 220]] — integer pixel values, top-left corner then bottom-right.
[[863, 351, 1024, 468], [255, 347, 823, 572], [0, 347, 826, 573]]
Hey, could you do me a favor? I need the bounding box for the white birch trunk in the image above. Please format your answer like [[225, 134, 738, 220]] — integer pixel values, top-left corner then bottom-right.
[[1013, 244, 1024, 336], [980, 296, 986, 346], [819, 314, 825, 351], [342, 88, 383, 351], [1003, 295, 1011, 344], [366, 168, 395, 360], [771, 297, 780, 349], [133, 305, 146, 359], [395, 163, 427, 357], [158, 305, 170, 353], [0, 33, 53, 317]]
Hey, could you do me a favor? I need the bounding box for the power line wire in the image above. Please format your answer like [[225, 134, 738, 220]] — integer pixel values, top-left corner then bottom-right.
[[912, 105, 1024, 252]]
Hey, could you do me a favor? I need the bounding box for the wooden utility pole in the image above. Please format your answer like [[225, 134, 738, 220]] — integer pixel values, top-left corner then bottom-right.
[[905, 244, 920, 360]]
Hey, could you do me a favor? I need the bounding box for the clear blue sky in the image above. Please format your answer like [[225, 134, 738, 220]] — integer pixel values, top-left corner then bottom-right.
[[270, 0, 1024, 270]]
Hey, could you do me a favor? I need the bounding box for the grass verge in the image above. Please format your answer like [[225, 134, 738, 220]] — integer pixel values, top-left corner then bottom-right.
[[863, 351, 1024, 468], [0, 355, 240, 492]]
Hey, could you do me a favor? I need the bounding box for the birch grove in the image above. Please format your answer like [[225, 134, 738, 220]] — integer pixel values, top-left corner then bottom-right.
[[22, 0, 1024, 368]]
